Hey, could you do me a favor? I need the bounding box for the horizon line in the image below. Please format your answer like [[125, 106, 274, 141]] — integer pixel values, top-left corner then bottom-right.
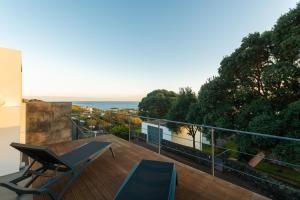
[[23, 96, 142, 102]]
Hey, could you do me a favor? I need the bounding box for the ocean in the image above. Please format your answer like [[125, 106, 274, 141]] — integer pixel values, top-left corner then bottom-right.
[[72, 101, 139, 110]]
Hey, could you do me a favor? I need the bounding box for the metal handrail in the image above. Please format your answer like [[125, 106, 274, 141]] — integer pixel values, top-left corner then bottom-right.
[[135, 114, 300, 142], [73, 112, 300, 142]]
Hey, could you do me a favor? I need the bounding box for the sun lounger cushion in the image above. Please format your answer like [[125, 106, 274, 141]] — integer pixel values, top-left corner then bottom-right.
[[114, 159, 177, 200]]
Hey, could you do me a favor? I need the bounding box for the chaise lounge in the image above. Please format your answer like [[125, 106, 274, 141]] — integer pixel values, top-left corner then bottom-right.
[[0, 141, 115, 200], [114, 159, 177, 200]]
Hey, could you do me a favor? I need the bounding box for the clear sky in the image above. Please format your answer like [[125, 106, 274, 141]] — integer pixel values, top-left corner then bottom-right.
[[0, 0, 298, 101]]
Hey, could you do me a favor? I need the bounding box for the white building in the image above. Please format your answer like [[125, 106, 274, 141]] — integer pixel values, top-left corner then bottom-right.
[[141, 121, 209, 150], [0, 48, 25, 176]]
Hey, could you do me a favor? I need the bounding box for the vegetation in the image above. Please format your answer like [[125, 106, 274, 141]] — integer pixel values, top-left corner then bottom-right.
[[256, 161, 300, 185], [138, 89, 177, 118], [138, 4, 300, 165], [193, 4, 300, 163], [71, 105, 142, 140], [167, 88, 199, 149], [111, 124, 129, 140], [72, 3, 300, 188], [223, 140, 239, 159]]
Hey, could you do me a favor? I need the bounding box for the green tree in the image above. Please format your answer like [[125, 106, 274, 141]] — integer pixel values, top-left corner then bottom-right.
[[273, 100, 300, 165], [138, 89, 177, 118], [196, 77, 234, 129], [236, 97, 273, 130], [247, 113, 280, 150], [167, 87, 199, 148], [262, 62, 300, 111], [192, 3, 300, 158], [137, 3, 300, 160], [272, 3, 300, 64], [111, 124, 129, 140]]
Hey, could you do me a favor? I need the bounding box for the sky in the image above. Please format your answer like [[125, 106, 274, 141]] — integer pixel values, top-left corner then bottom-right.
[[0, 0, 298, 101]]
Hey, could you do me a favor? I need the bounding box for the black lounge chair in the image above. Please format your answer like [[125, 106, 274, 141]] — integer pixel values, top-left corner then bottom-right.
[[114, 159, 177, 200], [0, 141, 115, 200]]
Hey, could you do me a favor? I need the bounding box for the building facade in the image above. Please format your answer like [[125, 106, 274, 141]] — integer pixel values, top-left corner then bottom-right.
[[0, 48, 24, 176]]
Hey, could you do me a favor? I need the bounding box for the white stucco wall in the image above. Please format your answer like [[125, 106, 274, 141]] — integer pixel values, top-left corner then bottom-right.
[[0, 48, 22, 176]]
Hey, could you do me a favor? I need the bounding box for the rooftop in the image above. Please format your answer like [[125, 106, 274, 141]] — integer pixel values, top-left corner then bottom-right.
[[31, 134, 267, 200]]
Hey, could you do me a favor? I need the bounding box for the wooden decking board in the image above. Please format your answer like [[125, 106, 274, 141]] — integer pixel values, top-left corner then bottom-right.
[[32, 134, 268, 200]]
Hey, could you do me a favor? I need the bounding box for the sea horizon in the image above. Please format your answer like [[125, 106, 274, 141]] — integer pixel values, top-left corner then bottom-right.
[[72, 101, 139, 110]]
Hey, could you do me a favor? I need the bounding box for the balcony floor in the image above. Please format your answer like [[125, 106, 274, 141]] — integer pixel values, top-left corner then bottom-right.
[[34, 134, 268, 200]]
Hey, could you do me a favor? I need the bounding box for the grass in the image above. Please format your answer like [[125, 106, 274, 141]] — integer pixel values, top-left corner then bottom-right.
[[223, 140, 239, 159], [200, 139, 239, 158], [201, 143, 223, 154], [256, 160, 300, 186]]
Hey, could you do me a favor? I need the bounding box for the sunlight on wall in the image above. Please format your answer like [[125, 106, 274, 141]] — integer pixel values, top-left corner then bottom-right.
[[0, 47, 22, 176]]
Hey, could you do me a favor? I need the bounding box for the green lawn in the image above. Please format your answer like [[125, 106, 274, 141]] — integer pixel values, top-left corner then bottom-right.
[[223, 140, 239, 159], [201, 139, 239, 158], [201, 143, 223, 154], [256, 161, 300, 186]]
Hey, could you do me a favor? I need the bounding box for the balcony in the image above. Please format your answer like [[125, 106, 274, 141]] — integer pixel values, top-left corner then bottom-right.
[[24, 134, 267, 200], [1, 108, 299, 200]]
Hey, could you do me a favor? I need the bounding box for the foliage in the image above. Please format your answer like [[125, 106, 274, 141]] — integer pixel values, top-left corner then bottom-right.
[[167, 87, 199, 148], [87, 119, 97, 128], [72, 105, 85, 114], [130, 117, 142, 126], [223, 140, 239, 159], [137, 4, 300, 163], [272, 100, 300, 165], [138, 89, 177, 118], [247, 113, 280, 150], [111, 124, 129, 140], [191, 4, 300, 161]]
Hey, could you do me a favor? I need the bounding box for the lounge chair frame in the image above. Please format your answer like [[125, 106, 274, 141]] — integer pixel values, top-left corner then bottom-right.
[[0, 141, 115, 200]]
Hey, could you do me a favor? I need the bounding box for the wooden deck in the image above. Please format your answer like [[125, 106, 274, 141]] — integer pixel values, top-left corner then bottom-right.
[[34, 134, 268, 200]]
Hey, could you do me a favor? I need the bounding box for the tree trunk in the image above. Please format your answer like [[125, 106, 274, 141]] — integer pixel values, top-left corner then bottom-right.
[[186, 125, 198, 149], [192, 135, 196, 149]]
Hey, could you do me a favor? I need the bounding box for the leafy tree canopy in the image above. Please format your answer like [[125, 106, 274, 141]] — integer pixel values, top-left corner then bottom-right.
[[138, 89, 177, 118], [167, 87, 199, 148], [192, 3, 300, 159]]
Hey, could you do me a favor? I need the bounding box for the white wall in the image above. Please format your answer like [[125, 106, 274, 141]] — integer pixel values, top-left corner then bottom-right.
[[0, 48, 22, 176], [141, 122, 209, 150]]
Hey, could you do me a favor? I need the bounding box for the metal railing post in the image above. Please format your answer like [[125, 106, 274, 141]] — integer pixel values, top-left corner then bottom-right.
[[128, 115, 131, 142], [109, 111, 112, 134], [76, 119, 79, 140], [211, 128, 215, 176], [158, 120, 161, 154], [199, 127, 203, 151]]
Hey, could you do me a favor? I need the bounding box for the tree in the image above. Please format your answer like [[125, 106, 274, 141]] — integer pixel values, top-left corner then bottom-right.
[[191, 3, 300, 158], [87, 118, 97, 129], [196, 77, 234, 129], [136, 3, 300, 160], [262, 62, 300, 111], [273, 100, 300, 165], [272, 3, 300, 64], [111, 124, 129, 140], [138, 89, 177, 118], [167, 88, 199, 148], [193, 77, 235, 143], [247, 113, 280, 150], [236, 97, 273, 130]]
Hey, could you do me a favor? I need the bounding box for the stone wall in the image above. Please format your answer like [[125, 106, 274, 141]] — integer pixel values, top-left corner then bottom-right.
[[25, 101, 72, 145]]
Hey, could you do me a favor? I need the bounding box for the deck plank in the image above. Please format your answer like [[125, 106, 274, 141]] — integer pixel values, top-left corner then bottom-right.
[[32, 134, 268, 200]]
